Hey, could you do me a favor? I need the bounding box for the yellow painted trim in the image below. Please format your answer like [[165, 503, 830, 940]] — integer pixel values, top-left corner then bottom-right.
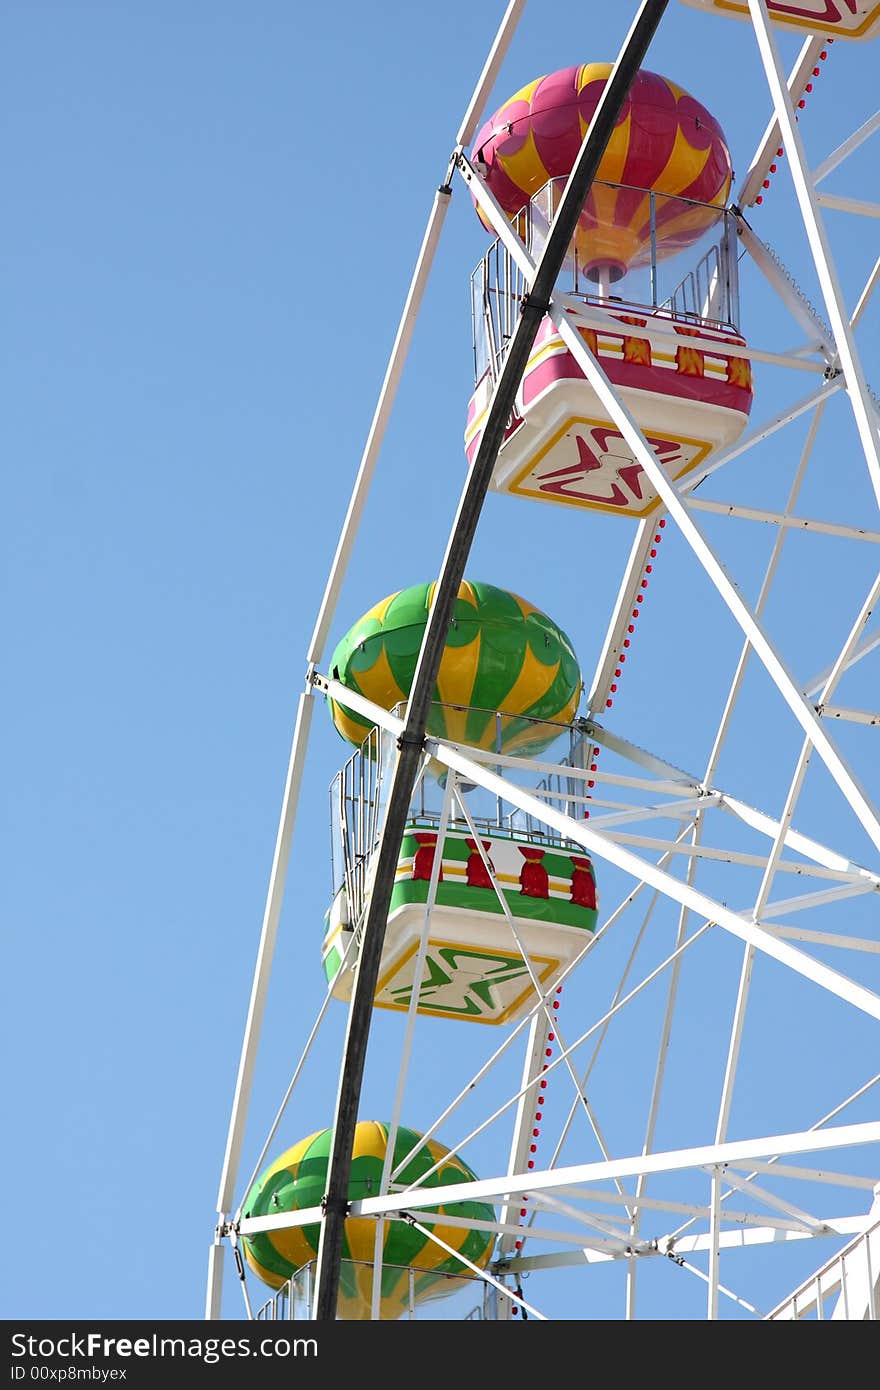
[[507, 415, 712, 518], [522, 333, 747, 379], [705, 0, 880, 37], [374, 935, 560, 1026]]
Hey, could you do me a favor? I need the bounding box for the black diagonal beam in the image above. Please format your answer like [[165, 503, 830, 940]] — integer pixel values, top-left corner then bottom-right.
[[312, 0, 670, 1322]]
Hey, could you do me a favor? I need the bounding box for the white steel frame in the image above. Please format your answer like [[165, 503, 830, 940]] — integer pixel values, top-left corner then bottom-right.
[[209, 0, 880, 1322]]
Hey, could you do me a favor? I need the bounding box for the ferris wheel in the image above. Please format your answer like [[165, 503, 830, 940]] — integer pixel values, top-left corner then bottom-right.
[[207, 0, 880, 1322]]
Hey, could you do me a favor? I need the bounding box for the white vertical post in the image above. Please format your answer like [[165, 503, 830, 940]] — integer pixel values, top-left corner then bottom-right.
[[216, 689, 315, 1218], [205, 1239, 225, 1321], [708, 1166, 722, 1320]]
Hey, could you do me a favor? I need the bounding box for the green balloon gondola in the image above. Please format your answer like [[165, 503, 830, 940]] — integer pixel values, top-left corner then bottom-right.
[[241, 1121, 495, 1320], [328, 579, 582, 759]]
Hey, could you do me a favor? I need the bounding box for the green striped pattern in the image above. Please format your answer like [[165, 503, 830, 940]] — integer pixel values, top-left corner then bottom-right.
[[242, 1121, 495, 1320], [328, 579, 581, 757]]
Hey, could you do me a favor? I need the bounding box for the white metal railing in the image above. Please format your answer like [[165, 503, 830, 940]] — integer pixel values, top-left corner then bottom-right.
[[470, 176, 742, 385], [764, 1214, 880, 1320], [328, 703, 591, 916]]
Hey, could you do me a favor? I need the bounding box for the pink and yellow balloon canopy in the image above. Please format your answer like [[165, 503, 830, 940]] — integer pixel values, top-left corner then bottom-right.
[[472, 63, 732, 282]]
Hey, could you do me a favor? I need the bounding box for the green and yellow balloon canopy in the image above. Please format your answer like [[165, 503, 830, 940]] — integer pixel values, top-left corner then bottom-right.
[[241, 1120, 495, 1320], [328, 579, 582, 758]]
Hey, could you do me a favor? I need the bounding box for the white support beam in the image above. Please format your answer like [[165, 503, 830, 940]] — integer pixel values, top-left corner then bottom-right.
[[216, 688, 315, 1217], [753, 880, 878, 921], [604, 831, 868, 883], [731, 1160, 877, 1190], [685, 498, 880, 545], [819, 705, 880, 726], [735, 216, 836, 362], [205, 1241, 225, 1322], [761, 924, 880, 955], [816, 192, 880, 221], [803, 631, 880, 698], [528, 1191, 634, 1251], [737, 36, 825, 209], [755, 562, 880, 916], [720, 793, 879, 881], [587, 794, 717, 831], [853, 256, 880, 330], [237, 1119, 880, 1232], [579, 719, 700, 786], [454, 0, 527, 148], [711, 1167, 826, 1233], [535, 1185, 849, 1230], [511, 1217, 871, 1273], [813, 112, 880, 187]]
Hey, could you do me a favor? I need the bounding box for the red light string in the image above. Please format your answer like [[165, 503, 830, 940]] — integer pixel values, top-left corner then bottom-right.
[[755, 40, 831, 207]]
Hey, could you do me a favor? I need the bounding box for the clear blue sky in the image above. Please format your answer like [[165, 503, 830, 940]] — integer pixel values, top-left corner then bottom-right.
[[4, 1, 878, 1322]]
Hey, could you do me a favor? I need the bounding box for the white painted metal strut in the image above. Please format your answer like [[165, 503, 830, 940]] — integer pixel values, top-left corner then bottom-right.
[[237, 1118, 880, 1230], [816, 192, 880, 221], [213, 688, 315, 1221], [853, 255, 880, 329], [813, 111, 880, 188], [735, 215, 836, 363], [804, 631, 880, 698], [820, 705, 880, 726], [685, 498, 880, 544], [736, 35, 826, 210], [513, 1217, 871, 1271]]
